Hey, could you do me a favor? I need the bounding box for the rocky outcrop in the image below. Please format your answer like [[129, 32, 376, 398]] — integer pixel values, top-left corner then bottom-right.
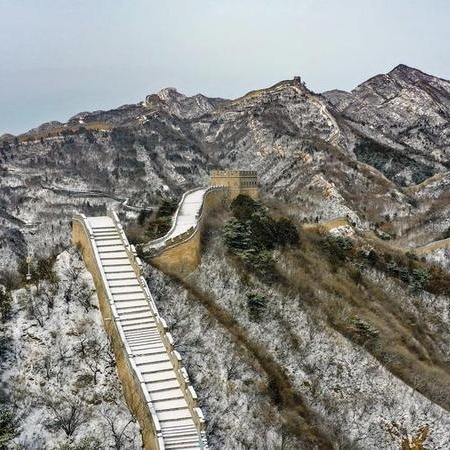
[[324, 64, 450, 185]]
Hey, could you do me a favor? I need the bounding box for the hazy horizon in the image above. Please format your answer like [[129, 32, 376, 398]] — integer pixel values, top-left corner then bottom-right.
[[1, 0, 449, 135]]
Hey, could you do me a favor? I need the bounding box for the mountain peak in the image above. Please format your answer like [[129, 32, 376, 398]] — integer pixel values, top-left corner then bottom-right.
[[387, 64, 434, 83], [389, 63, 415, 73]]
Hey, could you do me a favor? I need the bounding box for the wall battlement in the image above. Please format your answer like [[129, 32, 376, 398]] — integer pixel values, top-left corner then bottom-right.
[[210, 170, 258, 200]]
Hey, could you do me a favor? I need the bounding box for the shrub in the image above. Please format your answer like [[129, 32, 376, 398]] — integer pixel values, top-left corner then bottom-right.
[[230, 194, 261, 222], [350, 317, 379, 344], [443, 226, 450, 239], [322, 235, 354, 263], [157, 199, 178, 218], [142, 198, 178, 240], [410, 268, 431, 292], [275, 218, 299, 247], [224, 195, 297, 281], [223, 218, 252, 252], [247, 293, 267, 321], [0, 286, 12, 322], [0, 406, 18, 448]]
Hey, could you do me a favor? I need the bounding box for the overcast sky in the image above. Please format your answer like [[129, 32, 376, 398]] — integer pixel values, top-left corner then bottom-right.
[[1, 0, 449, 135]]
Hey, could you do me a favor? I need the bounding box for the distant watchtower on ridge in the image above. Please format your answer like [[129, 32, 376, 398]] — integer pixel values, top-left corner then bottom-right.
[[210, 170, 258, 199]]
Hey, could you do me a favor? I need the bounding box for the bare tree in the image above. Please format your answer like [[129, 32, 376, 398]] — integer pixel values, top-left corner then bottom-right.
[[100, 405, 137, 449], [41, 392, 90, 437]]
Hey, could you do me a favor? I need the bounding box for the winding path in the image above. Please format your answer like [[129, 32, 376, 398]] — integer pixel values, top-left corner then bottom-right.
[[148, 188, 209, 251]]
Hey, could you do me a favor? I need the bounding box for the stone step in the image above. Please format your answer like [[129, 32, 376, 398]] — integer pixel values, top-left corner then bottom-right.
[[158, 408, 193, 422], [125, 331, 160, 342], [108, 278, 141, 287], [163, 436, 200, 448], [149, 388, 183, 402], [128, 338, 163, 349], [162, 428, 198, 439], [134, 351, 172, 364], [163, 436, 200, 449], [120, 317, 155, 326], [126, 333, 160, 344], [88, 217, 114, 227], [119, 310, 153, 320], [124, 324, 157, 334], [162, 424, 198, 434], [99, 251, 129, 259], [121, 320, 156, 331], [132, 343, 167, 356], [113, 294, 147, 303], [159, 418, 198, 432], [146, 379, 181, 393], [103, 266, 135, 274], [139, 361, 173, 374], [110, 286, 143, 295], [101, 258, 130, 266], [94, 234, 122, 245], [113, 291, 147, 300], [95, 239, 123, 247], [164, 445, 200, 450], [153, 397, 189, 412], [97, 245, 126, 253], [93, 234, 119, 240], [142, 369, 178, 383], [114, 300, 150, 310], [121, 315, 156, 331], [134, 352, 169, 365], [128, 333, 162, 344], [93, 229, 119, 234], [132, 345, 168, 357], [105, 267, 137, 281], [114, 308, 150, 320], [135, 357, 171, 371]]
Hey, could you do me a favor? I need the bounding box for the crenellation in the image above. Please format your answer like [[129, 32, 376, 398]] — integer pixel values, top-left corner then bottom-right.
[[210, 169, 258, 199]]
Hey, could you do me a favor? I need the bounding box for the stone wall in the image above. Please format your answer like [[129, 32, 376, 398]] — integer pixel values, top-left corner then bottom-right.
[[72, 219, 163, 450], [150, 189, 230, 275], [210, 170, 258, 200]]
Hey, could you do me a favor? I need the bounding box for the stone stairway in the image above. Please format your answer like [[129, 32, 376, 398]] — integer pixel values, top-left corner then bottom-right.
[[80, 215, 207, 450]]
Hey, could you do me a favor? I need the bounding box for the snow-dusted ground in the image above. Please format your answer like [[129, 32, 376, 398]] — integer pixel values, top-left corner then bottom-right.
[[169, 238, 450, 449], [146, 265, 301, 450], [1, 249, 141, 449]]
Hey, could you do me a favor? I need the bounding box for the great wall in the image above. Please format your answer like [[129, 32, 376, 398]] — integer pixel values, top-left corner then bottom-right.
[[71, 168, 450, 449], [71, 171, 258, 450]]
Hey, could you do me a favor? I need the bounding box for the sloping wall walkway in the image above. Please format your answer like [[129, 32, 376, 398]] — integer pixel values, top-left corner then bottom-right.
[[72, 212, 208, 450]]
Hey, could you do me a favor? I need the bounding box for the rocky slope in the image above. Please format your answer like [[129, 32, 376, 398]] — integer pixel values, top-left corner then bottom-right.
[[2, 65, 450, 448], [2, 65, 450, 271], [324, 64, 450, 186]]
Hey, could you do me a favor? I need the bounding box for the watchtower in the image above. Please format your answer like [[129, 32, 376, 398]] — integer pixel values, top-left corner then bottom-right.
[[210, 170, 258, 199]]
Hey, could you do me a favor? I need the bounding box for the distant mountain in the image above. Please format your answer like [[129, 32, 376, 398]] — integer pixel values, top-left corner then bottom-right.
[[1, 65, 450, 269], [324, 64, 450, 185]]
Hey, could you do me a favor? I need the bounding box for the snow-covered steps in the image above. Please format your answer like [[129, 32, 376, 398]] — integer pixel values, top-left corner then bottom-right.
[[72, 212, 208, 450]]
